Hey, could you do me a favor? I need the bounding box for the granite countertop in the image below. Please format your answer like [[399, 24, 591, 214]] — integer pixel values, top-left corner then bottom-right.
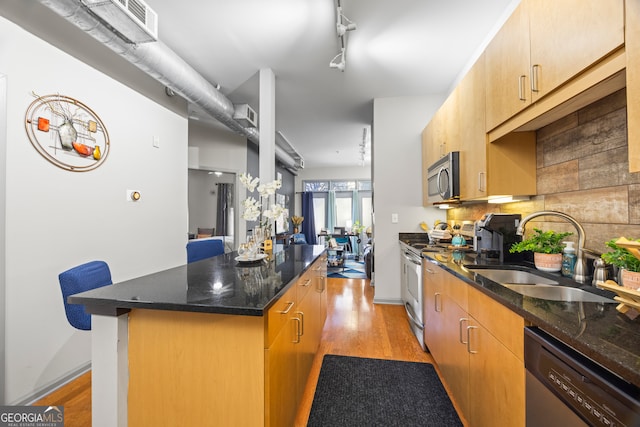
[[398, 235, 640, 389], [69, 245, 326, 317]]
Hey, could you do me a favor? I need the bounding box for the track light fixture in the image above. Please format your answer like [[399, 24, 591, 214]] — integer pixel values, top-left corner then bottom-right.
[[330, 2, 357, 72], [329, 50, 346, 72], [336, 7, 357, 36]]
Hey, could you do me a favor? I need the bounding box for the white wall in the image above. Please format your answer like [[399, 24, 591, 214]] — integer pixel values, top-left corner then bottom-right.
[[372, 96, 447, 304], [1, 17, 189, 403]]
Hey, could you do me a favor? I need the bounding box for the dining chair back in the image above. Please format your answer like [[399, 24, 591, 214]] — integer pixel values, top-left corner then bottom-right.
[[187, 239, 225, 263], [58, 260, 112, 330]]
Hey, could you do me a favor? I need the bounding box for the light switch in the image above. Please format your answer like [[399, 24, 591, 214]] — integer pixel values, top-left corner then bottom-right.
[[391, 213, 398, 223], [152, 136, 160, 148]]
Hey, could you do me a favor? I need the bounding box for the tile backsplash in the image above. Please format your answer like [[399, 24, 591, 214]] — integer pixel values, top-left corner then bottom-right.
[[448, 89, 640, 255]]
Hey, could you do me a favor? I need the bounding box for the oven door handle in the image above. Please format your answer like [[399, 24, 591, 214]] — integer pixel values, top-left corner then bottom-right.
[[404, 302, 424, 330], [403, 251, 422, 265]]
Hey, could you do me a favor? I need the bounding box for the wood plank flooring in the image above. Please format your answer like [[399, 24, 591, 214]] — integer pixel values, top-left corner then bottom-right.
[[33, 277, 434, 427]]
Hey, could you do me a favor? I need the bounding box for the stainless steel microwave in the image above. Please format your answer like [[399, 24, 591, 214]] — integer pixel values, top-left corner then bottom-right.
[[426, 151, 460, 203]]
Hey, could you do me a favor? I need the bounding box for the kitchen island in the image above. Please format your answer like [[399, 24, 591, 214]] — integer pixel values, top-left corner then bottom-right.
[[70, 244, 327, 427]]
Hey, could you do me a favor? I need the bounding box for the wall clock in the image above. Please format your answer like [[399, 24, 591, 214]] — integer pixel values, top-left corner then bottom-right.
[[25, 93, 110, 172]]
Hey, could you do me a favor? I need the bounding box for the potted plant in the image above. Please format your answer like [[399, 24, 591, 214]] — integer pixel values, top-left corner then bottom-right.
[[601, 238, 640, 289], [509, 228, 573, 272]]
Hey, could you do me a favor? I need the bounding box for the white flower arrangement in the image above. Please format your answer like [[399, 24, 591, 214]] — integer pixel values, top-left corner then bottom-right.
[[239, 173, 285, 236]]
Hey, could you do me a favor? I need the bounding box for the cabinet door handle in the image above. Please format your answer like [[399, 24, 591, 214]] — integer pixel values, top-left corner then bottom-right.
[[518, 75, 527, 101], [531, 64, 540, 92], [296, 311, 305, 336], [316, 276, 326, 292], [477, 172, 485, 192], [466, 325, 478, 354], [434, 292, 442, 313], [425, 267, 435, 275], [279, 301, 294, 315], [459, 318, 469, 344], [292, 317, 301, 343]]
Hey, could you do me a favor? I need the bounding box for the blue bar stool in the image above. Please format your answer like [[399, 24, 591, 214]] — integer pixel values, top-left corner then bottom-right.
[[58, 260, 112, 330]]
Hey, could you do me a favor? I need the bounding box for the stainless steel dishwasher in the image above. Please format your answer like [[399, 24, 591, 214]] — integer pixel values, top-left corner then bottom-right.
[[525, 327, 640, 426]]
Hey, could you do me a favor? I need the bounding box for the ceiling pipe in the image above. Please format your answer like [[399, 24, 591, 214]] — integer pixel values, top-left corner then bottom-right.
[[37, 0, 304, 171]]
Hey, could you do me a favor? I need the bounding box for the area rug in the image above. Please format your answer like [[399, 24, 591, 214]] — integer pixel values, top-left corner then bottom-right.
[[307, 355, 462, 427], [327, 259, 367, 279]]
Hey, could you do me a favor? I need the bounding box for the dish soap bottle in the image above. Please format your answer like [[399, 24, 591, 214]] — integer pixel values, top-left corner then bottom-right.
[[561, 242, 577, 278]]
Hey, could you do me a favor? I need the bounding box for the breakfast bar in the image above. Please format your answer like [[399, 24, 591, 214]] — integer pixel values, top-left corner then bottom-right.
[[70, 245, 327, 427]]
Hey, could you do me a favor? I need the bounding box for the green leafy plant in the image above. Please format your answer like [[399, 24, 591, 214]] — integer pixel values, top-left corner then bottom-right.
[[509, 228, 573, 254], [352, 220, 366, 235], [601, 238, 640, 272]]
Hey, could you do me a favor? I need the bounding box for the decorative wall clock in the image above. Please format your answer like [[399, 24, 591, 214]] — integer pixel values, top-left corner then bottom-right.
[[25, 93, 110, 172]]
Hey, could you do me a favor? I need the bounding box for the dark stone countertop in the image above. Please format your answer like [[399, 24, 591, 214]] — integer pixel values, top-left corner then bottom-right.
[[69, 245, 326, 317], [398, 236, 640, 389]]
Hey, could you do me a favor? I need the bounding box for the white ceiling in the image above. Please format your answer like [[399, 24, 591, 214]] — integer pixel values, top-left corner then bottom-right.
[[12, 0, 520, 168]]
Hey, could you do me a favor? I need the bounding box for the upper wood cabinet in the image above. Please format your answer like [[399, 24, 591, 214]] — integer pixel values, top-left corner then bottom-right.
[[485, 2, 531, 132], [485, 0, 624, 131], [458, 54, 488, 200], [628, 0, 640, 173]]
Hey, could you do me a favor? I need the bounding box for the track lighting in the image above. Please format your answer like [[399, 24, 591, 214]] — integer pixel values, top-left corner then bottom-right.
[[329, 51, 346, 72], [336, 8, 357, 36], [330, 2, 357, 72]]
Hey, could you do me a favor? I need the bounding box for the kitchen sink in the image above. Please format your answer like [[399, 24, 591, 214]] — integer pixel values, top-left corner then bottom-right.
[[500, 284, 614, 303], [466, 266, 615, 303], [467, 268, 559, 285]]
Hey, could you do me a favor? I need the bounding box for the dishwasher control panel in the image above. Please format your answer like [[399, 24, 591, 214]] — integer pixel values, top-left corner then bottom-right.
[[525, 327, 640, 427]]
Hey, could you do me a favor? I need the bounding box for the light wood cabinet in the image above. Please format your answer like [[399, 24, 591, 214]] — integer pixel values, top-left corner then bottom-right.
[[128, 255, 327, 427], [458, 54, 487, 200], [628, 0, 640, 173], [423, 263, 525, 426], [485, 0, 624, 132], [485, 1, 531, 132]]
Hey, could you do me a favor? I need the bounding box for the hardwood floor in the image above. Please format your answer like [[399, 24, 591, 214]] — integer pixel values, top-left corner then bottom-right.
[[33, 277, 433, 427]]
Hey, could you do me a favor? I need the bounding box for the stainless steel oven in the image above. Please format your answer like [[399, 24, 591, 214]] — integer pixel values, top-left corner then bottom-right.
[[426, 151, 460, 203], [401, 245, 424, 350], [525, 327, 640, 426]]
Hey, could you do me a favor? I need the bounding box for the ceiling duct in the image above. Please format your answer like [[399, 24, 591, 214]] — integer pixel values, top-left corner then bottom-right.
[[82, 0, 158, 43], [37, 0, 305, 172]]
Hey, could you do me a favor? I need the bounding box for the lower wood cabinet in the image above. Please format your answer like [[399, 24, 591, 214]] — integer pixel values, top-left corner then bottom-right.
[[423, 262, 525, 426], [128, 255, 327, 427]]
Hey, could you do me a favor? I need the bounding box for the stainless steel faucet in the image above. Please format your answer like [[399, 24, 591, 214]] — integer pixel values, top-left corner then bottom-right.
[[516, 210, 589, 284]]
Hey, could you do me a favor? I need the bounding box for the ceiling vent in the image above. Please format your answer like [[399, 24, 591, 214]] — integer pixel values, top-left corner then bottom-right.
[[82, 0, 158, 43], [233, 104, 258, 128]]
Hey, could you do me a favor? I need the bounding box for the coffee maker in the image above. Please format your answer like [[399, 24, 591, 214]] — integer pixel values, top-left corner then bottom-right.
[[474, 213, 523, 262]]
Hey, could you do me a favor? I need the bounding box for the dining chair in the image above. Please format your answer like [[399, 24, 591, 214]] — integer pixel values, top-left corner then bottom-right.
[[58, 260, 112, 330], [197, 227, 215, 238], [187, 239, 225, 263]]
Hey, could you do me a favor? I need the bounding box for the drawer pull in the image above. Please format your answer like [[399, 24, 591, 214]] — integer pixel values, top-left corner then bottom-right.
[[292, 317, 301, 343], [279, 301, 294, 315], [300, 279, 312, 287], [459, 318, 469, 344], [467, 325, 478, 354]]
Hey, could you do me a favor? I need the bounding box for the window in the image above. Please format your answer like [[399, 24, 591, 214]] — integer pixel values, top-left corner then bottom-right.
[[303, 180, 372, 236]]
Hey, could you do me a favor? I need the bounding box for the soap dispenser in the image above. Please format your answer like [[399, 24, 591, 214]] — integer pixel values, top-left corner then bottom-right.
[[561, 241, 577, 278]]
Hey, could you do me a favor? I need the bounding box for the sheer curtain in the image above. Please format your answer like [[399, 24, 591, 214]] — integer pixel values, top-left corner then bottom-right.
[[301, 192, 317, 244], [327, 190, 336, 234]]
